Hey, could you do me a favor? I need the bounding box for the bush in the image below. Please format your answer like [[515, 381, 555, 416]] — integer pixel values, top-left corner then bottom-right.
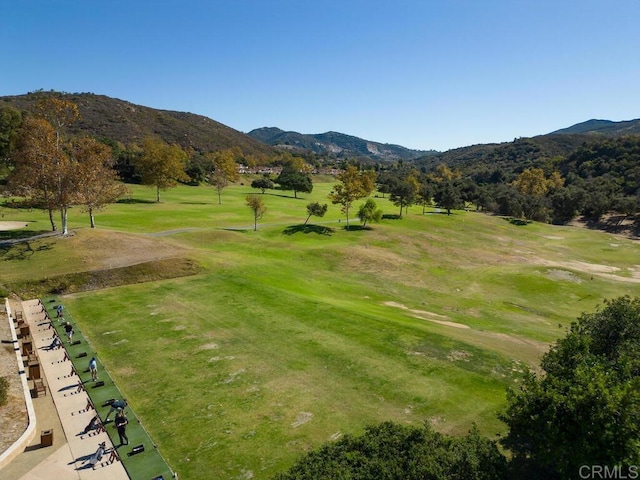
[[0, 376, 9, 406]]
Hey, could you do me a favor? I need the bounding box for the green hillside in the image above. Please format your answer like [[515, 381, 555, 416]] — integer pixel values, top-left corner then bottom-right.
[[0, 91, 275, 157]]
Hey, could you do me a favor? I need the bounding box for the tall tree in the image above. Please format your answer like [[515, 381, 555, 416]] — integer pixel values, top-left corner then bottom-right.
[[9, 115, 84, 234], [71, 137, 129, 228], [434, 180, 463, 215], [207, 148, 240, 204], [387, 173, 420, 217], [246, 194, 266, 231], [134, 137, 188, 202], [500, 296, 640, 479], [328, 165, 376, 228], [9, 117, 60, 231]]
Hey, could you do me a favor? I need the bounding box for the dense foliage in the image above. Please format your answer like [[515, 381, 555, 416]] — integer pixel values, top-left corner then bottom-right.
[[273, 422, 507, 480], [500, 296, 640, 479]]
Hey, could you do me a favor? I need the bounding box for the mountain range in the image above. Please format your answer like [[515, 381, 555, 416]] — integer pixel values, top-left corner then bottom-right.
[[1, 91, 639, 165], [247, 127, 435, 162]]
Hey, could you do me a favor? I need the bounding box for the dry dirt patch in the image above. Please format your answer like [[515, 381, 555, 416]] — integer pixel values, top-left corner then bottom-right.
[[70, 229, 190, 270], [384, 301, 470, 329]]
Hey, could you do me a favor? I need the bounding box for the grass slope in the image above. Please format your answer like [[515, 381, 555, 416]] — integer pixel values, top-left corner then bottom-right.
[[2, 181, 639, 479]]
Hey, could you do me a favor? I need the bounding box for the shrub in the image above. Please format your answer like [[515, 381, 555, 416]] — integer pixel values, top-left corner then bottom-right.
[[0, 376, 9, 406]]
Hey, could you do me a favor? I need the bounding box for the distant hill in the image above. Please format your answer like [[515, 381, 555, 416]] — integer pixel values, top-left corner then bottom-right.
[[414, 116, 640, 174], [248, 127, 436, 162], [0, 91, 275, 157], [550, 118, 640, 136]]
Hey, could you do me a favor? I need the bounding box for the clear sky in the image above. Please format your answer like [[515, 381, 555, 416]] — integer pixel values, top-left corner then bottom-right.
[[2, 1, 639, 151]]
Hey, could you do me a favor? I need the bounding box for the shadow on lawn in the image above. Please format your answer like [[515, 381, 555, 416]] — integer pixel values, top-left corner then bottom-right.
[[283, 224, 335, 236], [116, 198, 156, 204], [0, 229, 51, 242]]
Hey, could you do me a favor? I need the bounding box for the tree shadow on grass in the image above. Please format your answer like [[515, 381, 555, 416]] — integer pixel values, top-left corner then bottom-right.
[[342, 225, 371, 231], [0, 239, 54, 261], [382, 214, 402, 220], [283, 224, 335, 236], [0, 229, 51, 242], [503, 217, 532, 226], [116, 198, 156, 204]]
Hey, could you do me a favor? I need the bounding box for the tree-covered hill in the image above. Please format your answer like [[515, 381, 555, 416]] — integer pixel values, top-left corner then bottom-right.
[[414, 134, 595, 175], [550, 117, 640, 136], [0, 91, 275, 157]]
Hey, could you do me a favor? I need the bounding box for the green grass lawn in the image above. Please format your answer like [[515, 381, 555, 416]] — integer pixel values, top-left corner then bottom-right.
[[2, 180, 639, 479]]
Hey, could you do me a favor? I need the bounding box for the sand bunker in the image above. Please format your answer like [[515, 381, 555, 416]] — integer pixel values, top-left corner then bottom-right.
[[384, 301, 470, 329], [0, 221, 29, 231]]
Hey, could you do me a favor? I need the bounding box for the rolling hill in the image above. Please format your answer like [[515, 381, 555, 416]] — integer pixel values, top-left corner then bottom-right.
[[0, 91, 275, 157], [549, 118, 640, 136]]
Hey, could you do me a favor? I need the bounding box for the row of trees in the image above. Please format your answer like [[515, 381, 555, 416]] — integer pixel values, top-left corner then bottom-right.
[[275, 296, 640, 479], [6, 99, 127, 234]]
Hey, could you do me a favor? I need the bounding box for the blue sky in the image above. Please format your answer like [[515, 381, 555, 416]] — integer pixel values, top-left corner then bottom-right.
[[2, 1, 639, 151]]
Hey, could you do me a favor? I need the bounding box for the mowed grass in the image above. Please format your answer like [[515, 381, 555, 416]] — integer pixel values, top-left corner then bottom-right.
[[2, 180, 640, 479]]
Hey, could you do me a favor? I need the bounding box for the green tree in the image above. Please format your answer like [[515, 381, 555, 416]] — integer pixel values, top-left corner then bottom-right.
[[357, 198, 383, 227], [251, 177, 275, 194], [500, 296, 640, 479], [304, 202, 327, 225], [387, 173, 419, 217], [207, 148, 240, 204], [134, 137, 188, 202], [277, 167, 313, 198], [434, 180, 463, 215], [328, 165, 376, 228], [246, 194, 266, 231], [274, 421, 507, 480]]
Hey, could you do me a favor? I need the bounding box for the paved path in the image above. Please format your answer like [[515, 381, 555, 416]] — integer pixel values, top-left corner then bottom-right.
[[4, 300, 129, 480]]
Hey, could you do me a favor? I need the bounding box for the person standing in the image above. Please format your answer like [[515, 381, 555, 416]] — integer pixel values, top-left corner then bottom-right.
[[114, 410, 129, 445], [89, 357, 98, 381], [64, 322, 74, 343]]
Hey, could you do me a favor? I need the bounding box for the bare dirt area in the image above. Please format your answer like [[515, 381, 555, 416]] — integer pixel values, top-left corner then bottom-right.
[[0, 299, 28, 456], [67, 229, 191, 270]]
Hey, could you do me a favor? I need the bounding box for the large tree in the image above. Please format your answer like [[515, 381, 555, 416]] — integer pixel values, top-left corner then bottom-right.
[[207, 148, 240, 204], [134, 137, 188, 202], [434, 180, 463, 215], [9, 116, 80, 233], [71, 137, 129, 228], [387, 173, 420, 217], [277, 166, 313, 199], [500, 296, 640, 479], [328, 165, 376, 228]]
